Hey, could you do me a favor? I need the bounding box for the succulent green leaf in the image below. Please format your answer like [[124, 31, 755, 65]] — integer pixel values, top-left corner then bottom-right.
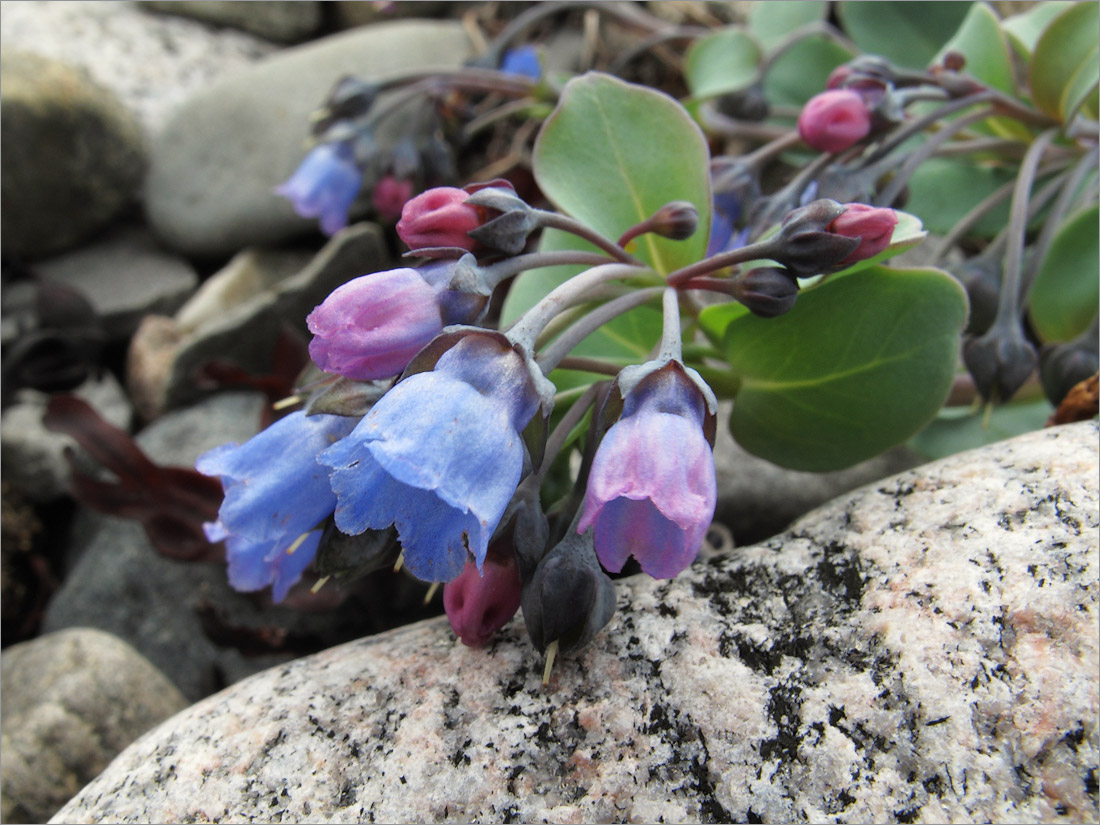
[[723, 265, 968, 471], [532, 72, 711, 277], [904, 156, 1016, 237], [1028, 205, 1100, 343], [1002, 2, 1075, 56], [935, 2, 1015, 94], [1029, 1, 1100, 121], [836, 1, 973, 69], [748, 1, 828, 51], [763, 34, 855, 110], [684, 28, 763, 100], [909, 397, 1054, 460]]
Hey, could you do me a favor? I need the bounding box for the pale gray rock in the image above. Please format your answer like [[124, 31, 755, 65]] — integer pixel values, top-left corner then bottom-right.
[[0, 372, 133, 502], [0, 0, 275, 134], [1, 628, 188, 825], [141, 1, 322, 43], [143, 20, 473, 257], [51, 422, 1099, 824], [126, 224, 387, 419], [33, 226, 200, 340], [0, 51, 145, 259]]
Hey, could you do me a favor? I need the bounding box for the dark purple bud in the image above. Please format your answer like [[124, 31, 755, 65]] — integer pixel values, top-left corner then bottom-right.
[[443, 552, 522, 647], [952, 257, 1002, 336], [962, 322, 1038, 403], [311, 76, 378, 137], [521, 525, 616, 654], [314, 520, 400, 582], [714, 85, 769, 121], [371, 175, 415, 223], [771, 199, 860, 277], [651, 201, 699, 241], [732, 267, 800, 318], [1039, 332, 1099, 407]]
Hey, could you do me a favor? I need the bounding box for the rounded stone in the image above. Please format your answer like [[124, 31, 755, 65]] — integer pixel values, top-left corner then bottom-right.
[[0, 51, 145, 259]]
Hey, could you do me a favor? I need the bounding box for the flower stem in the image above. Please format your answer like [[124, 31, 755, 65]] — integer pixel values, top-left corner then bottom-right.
[[666, 238, 779, 286], [535, 211, 640, 263], [506, 263, 651, 352], [656, 287, 684, 363], [875, 106, 999, 207], [995, 128, 1059, 326], [535, 286, 666, 373], [480, 249, 618, 290]]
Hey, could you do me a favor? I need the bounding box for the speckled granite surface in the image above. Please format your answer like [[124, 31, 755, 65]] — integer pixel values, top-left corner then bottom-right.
[[52, 422, 1099, 824]]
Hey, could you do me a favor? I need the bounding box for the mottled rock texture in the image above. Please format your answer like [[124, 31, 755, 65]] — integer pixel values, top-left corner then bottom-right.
[[1, 50, 145, 259], [2, 628, 188, 824], [53, 422, 1099, 824]]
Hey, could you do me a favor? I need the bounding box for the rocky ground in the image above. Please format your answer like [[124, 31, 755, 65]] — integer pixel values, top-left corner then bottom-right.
[[1, 3, 1097, 824]]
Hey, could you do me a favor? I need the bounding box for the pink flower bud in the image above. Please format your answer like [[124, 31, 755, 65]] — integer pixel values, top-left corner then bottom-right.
[[396, 186, 482, 252], [443, 553, 522, 647], [797, 90, 872, 154], [827, 203, 898, 266], [372, 175, 414, 223]]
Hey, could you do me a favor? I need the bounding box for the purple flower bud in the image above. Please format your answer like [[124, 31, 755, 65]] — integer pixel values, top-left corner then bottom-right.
[[306, 261, 488, 381], [732, 267, 800, 318], [578, 362, 717, 580], [276, 142, 362, 236], [826, 202, 898, 267], [372, 175, 415, 223], [396, 187, 482, 252], [196, 411, 358, 602], [798, 89, 872, 154], [444, 552, 522, 647]]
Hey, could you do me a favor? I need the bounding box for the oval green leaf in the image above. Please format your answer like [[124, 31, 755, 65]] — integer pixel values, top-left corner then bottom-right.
[[763, 33, 855, 110], [1030, 1, 1100, 120], [1002, 2, 1075, 56], [748, 1, 828, 51], [904, 156, 1016, 237], [532, 72, 711, 277], [723, 265, 968, 471], [909, 397, 1053, 460], [836, 2, 973, 69], [684, 27, 763, 100], [1028, 205, 1100, 343]]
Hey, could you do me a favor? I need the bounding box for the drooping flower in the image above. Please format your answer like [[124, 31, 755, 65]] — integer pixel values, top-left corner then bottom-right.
[[196, 411, 357, 602], [319, 332, 548, 582], [276, 142, 362, 236], [306, 261, 487, 381], [826, 202, 898, 266], [578, 361, 716, 580], [396, 186, 482, 252], [444, 551, 522, 647], [797, 89, 872, 154], [499, 45, 542, 80]]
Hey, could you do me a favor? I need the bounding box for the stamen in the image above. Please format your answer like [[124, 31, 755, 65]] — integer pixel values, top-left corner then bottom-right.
[[272, 395, 302, 411], [285, 532, 311, 555], [542, 639, 559, 687], [423, 582, 441, 604], [310, 576, 330, 594]]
